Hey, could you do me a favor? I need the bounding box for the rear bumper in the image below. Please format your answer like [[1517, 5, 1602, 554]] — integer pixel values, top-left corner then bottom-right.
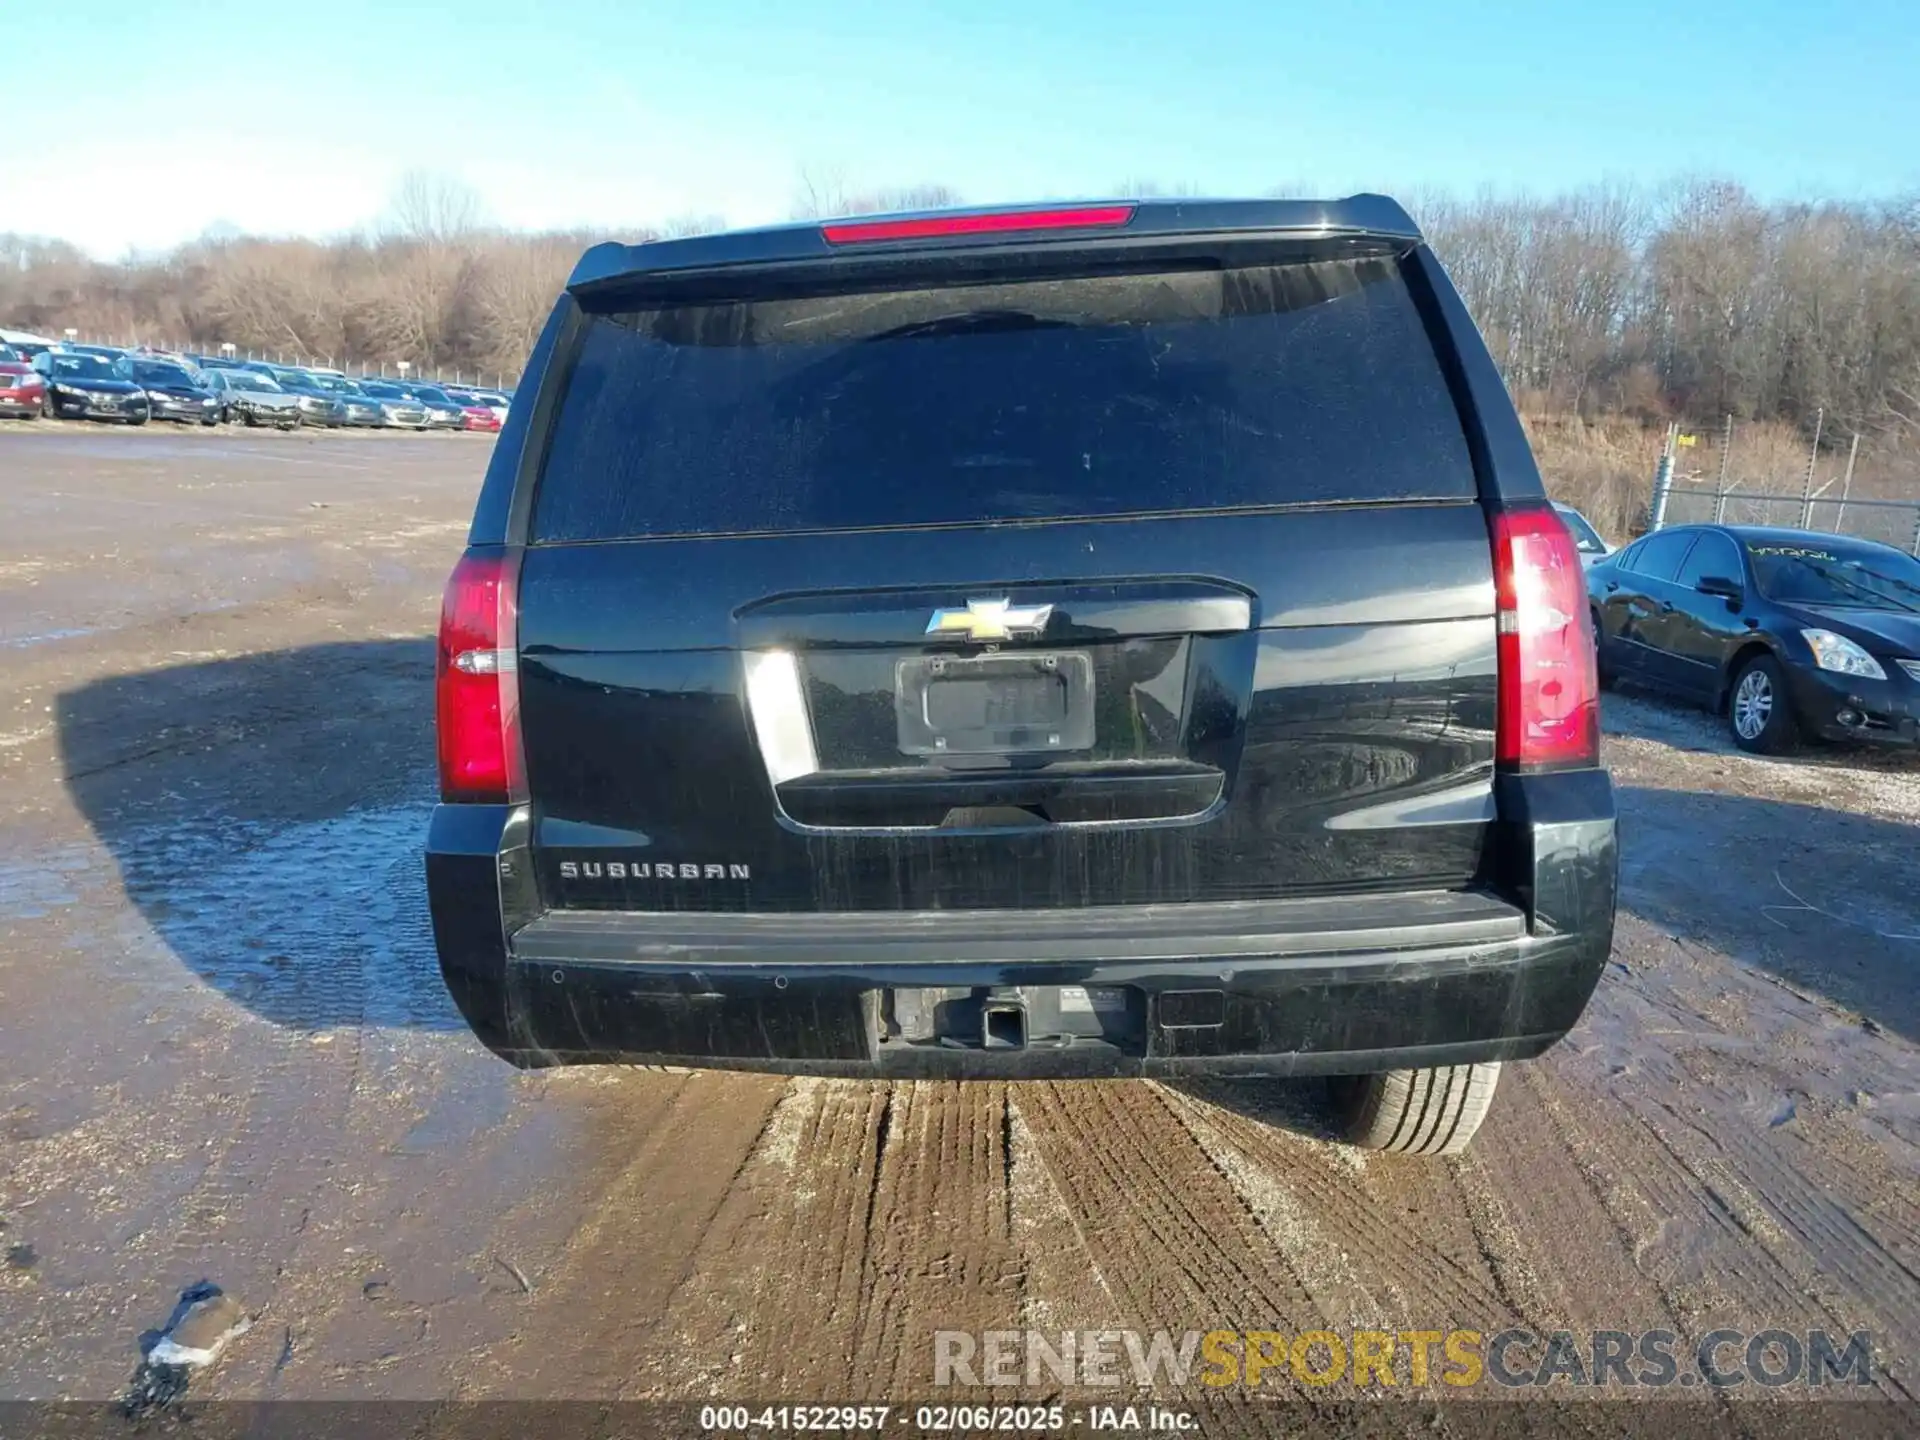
[[425, 771, 1617, 1077]]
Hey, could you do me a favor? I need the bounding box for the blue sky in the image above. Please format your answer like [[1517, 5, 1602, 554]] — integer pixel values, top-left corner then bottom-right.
[[9, 0, 1920, 257]]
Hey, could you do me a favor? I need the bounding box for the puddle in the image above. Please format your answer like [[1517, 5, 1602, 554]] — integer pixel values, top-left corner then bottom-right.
[[0, 627, 98, 649], [108, 800, 456, 1032], [0, 843, 96, 920], [392, 1063, 517, 1154]]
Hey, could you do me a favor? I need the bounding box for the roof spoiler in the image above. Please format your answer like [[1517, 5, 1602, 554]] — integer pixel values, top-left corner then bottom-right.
[[566, 194, 1423, 293]]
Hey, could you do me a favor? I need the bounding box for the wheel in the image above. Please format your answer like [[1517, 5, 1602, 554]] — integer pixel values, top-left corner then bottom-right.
[[1728, 653, 1798, 754], [1337, 1063, 1501, 1156], [201, 416, 217, 426], [128, 414, 148, 426]]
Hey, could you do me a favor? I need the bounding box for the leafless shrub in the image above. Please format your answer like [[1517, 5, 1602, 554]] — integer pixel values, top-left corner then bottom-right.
[[789, 166, 962, 220], [8, 176, 1920, 441]]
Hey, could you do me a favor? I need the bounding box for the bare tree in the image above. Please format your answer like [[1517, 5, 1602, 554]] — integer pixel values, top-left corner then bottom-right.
[[12, 175, 1920, 438], [476, 234, 578, 369], [381, 170, 487, 245], [790, 163, 855, 221], [1112, 179, 1200, 199], [789, 166, 961, 219], [659, 213, 728, 239]]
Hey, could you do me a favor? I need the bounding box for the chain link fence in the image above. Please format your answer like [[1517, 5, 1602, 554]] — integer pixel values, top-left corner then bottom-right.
[[1660, 485, 1920, 553], [1649, 417, 1920, 555]]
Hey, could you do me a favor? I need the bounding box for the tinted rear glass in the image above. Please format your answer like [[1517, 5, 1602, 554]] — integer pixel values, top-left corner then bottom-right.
[[533, 256, 1475, 541]]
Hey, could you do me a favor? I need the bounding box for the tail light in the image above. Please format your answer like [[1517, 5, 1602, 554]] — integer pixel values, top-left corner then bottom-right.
[[436, 550, 523, 802], [823, 204, 1135, 245], [1490, 505, 1599, 771]]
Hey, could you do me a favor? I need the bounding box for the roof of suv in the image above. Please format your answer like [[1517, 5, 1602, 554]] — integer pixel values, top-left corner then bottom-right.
[[568, 194, 1424, 291]]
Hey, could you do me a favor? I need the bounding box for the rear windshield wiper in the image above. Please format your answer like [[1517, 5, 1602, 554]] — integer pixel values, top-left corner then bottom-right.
[[859, 310, 1076, 343]]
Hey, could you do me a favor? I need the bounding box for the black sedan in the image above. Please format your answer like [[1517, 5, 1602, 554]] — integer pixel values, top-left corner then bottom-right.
[[34, 351, 151, 423], [121, 357, 221, 425], [1589, 523, 1920, 753]]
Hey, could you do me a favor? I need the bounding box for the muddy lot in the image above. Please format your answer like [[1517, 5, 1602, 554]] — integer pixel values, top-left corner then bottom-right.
[[1, 423, 1917, 1424]]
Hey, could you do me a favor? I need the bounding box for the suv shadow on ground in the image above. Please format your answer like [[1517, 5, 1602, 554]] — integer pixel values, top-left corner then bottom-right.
[[55, 643, 1920, 1064], [55, 637, 462, 1032]]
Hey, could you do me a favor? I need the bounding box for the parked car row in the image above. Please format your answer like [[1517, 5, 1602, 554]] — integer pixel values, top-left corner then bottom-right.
[[0, 339, 509, 432]]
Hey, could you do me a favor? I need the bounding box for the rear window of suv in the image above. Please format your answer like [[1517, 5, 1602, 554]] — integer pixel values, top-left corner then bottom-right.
[[532, 255, 1476, 541]]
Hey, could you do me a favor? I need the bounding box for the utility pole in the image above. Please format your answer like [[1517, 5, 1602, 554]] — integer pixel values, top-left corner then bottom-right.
[[1649, 422, 1678, 532], [1713, 412, 1734, 522], [1834, 433, 1860, 534], [1798, 408, 1823, 529]]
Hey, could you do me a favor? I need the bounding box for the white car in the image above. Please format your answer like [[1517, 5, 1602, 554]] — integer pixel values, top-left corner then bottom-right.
[[1553, 501, 1612, 565]]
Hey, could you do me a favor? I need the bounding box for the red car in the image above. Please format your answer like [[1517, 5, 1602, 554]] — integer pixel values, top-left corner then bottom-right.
[[460, 404, 501, 433], [0, 361, 47, 418]]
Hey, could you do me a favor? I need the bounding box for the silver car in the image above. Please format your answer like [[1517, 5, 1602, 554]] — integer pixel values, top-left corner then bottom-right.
[[1553, 501, 1613, 566], [355, 381, 432, 429], [205, 369, 304, 429]]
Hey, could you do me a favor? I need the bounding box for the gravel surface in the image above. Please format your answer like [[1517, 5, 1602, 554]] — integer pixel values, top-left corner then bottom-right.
[[1, 423, 1915, 1424]]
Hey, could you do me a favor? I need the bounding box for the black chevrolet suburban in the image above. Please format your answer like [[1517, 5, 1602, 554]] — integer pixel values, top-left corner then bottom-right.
[[426, 196, 1617, 1155]]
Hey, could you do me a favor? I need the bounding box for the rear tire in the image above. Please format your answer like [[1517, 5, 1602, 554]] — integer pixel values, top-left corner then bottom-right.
[[1728, 653, 1798, 754], [1338, 1063, 1501, 1156]]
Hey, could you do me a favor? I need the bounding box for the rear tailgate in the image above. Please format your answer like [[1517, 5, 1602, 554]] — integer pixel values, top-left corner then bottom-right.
[[515, 238, 1500, 914]]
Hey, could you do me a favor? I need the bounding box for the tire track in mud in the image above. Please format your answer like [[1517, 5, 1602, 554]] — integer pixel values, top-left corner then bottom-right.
[[449, 1071, 786, 1399], [623, 1079, 1027, 1398], [1007, 1083, 1344, 1437], [1156, 1079, 1524, 1337], [1532, 1054, 1920, 1401], [1012, 1081, 1319, 1335], [1452, 1064, 1680, 1338], [1543, 928, 1920, 1401], [845, 1082, 1025, 1393], [1155, 1086, 1556, 1436]]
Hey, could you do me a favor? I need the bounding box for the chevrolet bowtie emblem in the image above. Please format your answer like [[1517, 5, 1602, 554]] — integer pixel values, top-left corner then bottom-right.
[[926, 597, 1055, 642]]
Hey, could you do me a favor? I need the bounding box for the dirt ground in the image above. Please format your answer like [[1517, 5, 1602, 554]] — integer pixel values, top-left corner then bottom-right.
[[1, 423, 1916, 1426]]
